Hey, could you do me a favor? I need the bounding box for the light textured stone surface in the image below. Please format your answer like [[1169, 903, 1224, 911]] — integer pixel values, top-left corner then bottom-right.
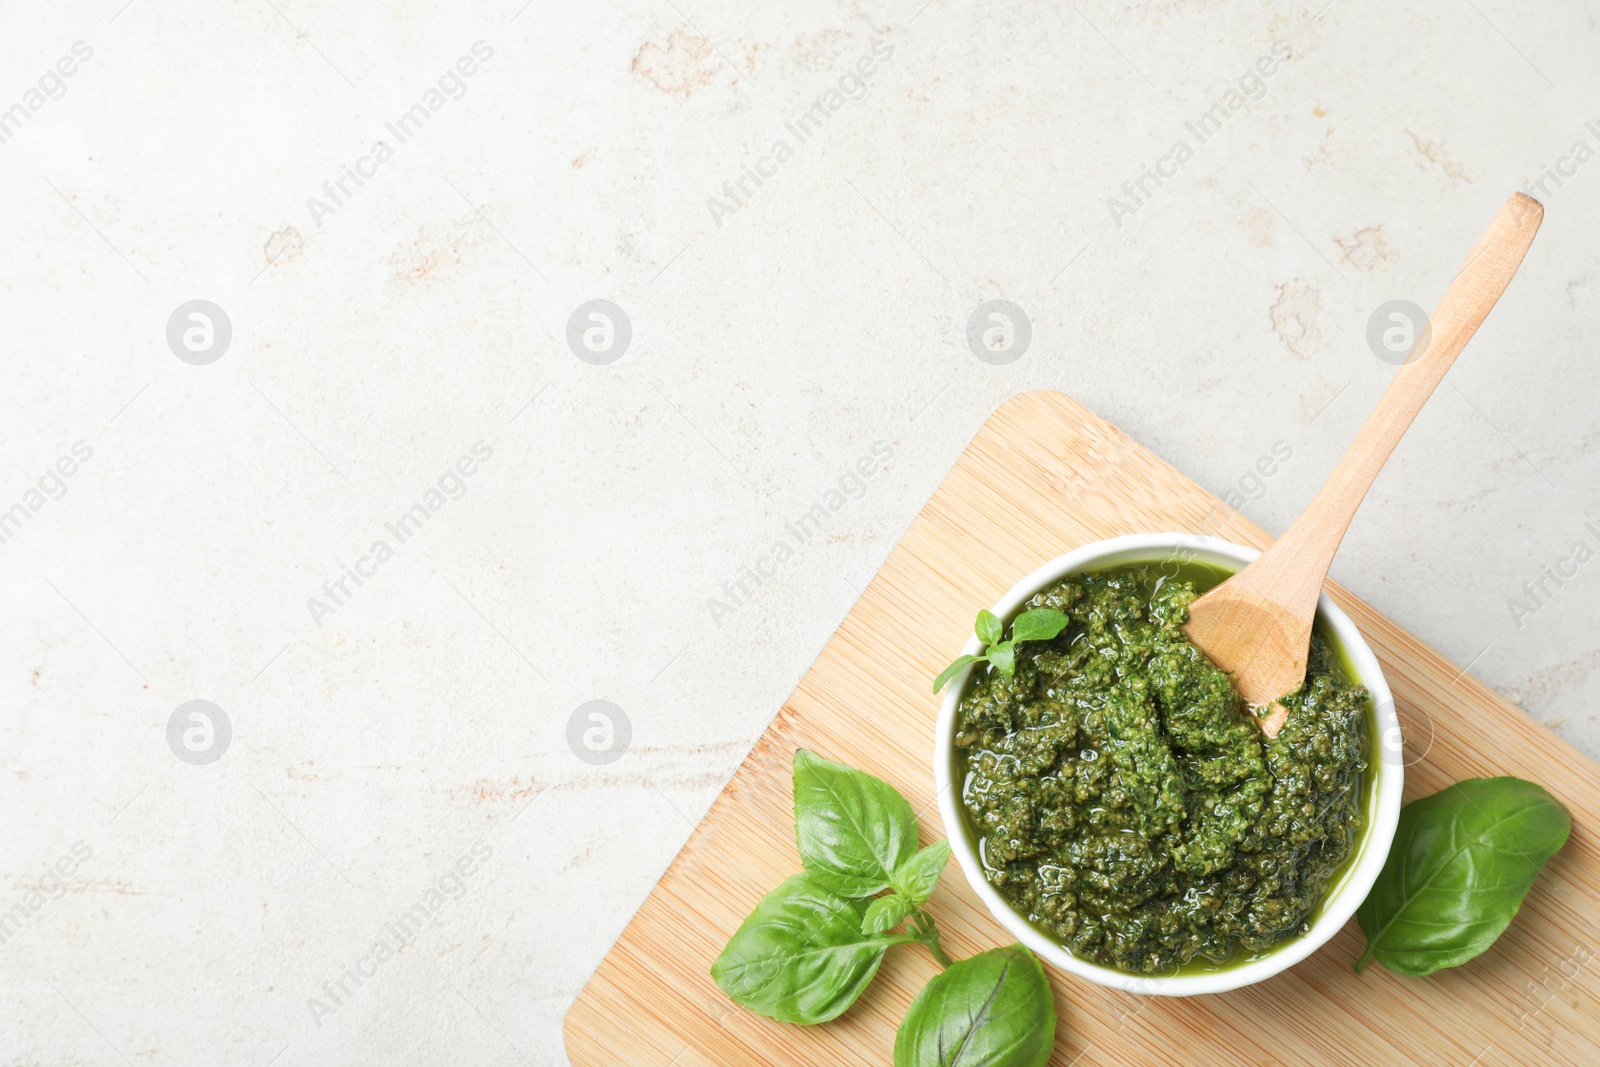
[[1, 1, 1596, 1063]]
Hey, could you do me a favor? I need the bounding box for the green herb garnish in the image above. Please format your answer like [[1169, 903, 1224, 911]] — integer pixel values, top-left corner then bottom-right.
[[894, 944, 1057, 1067], [932, 608, 1068, 694], [713, 749, 1056, 1066], [793, 748, 921, 899], [1355, 776, 1571, 976], [710, 872, 914, 1024]]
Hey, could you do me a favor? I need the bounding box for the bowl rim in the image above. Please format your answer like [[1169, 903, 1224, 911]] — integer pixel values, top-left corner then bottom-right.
[[933, 532, 1404, 995]]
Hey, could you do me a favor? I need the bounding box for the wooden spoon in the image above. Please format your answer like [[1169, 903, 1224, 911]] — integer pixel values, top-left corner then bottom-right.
[[1183, 191, 1544, 737]]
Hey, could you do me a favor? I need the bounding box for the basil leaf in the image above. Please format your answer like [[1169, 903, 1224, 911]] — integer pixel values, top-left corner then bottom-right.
[[1356, 777, 1571, 977], [892, 840, 952, 906], [1009, 608, 1068, 645], [794, 749, 919, 898], [894, 943, 1057, 1067], [986, 641, 1016, 677], [861, 893, 912, 936], [975, 610, 1004, 648], [934, 653, 985, 695], [712, 874, 908, 1024]]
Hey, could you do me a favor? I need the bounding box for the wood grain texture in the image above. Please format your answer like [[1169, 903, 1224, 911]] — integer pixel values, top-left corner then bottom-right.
[[565, 391, 1599, 1066]]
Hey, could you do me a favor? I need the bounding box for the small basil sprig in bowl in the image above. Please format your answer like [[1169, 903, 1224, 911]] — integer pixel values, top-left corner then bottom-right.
[[933, 608, 1068, 694], [713, 750, 1058, 1065]]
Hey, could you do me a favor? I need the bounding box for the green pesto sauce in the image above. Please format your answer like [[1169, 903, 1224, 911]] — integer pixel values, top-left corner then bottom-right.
[[955, 562, 1370, 976]]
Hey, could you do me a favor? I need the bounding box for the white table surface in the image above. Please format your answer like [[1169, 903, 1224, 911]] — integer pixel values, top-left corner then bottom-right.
[[2, 1, 1597, 1063]]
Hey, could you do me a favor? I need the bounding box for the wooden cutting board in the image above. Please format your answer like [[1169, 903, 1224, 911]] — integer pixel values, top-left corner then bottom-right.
[[565, 390, 1599, 1066]]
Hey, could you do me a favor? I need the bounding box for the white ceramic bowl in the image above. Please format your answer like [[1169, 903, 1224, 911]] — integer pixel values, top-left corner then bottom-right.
[[934, 533, 1403, 995]]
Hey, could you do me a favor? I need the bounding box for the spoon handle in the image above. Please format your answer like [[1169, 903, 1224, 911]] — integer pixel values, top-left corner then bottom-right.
[[1239, 192, 1544, 624]]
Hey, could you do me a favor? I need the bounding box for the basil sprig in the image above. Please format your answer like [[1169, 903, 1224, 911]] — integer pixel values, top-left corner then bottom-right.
[[710, 873, 915, 1024], [933, 608, 1068, 694], [1355, 776, 1571, 976], [714, 750, 1057, 1066], [895, 944, 1057, 1067], [794, 748, 920, 899]]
